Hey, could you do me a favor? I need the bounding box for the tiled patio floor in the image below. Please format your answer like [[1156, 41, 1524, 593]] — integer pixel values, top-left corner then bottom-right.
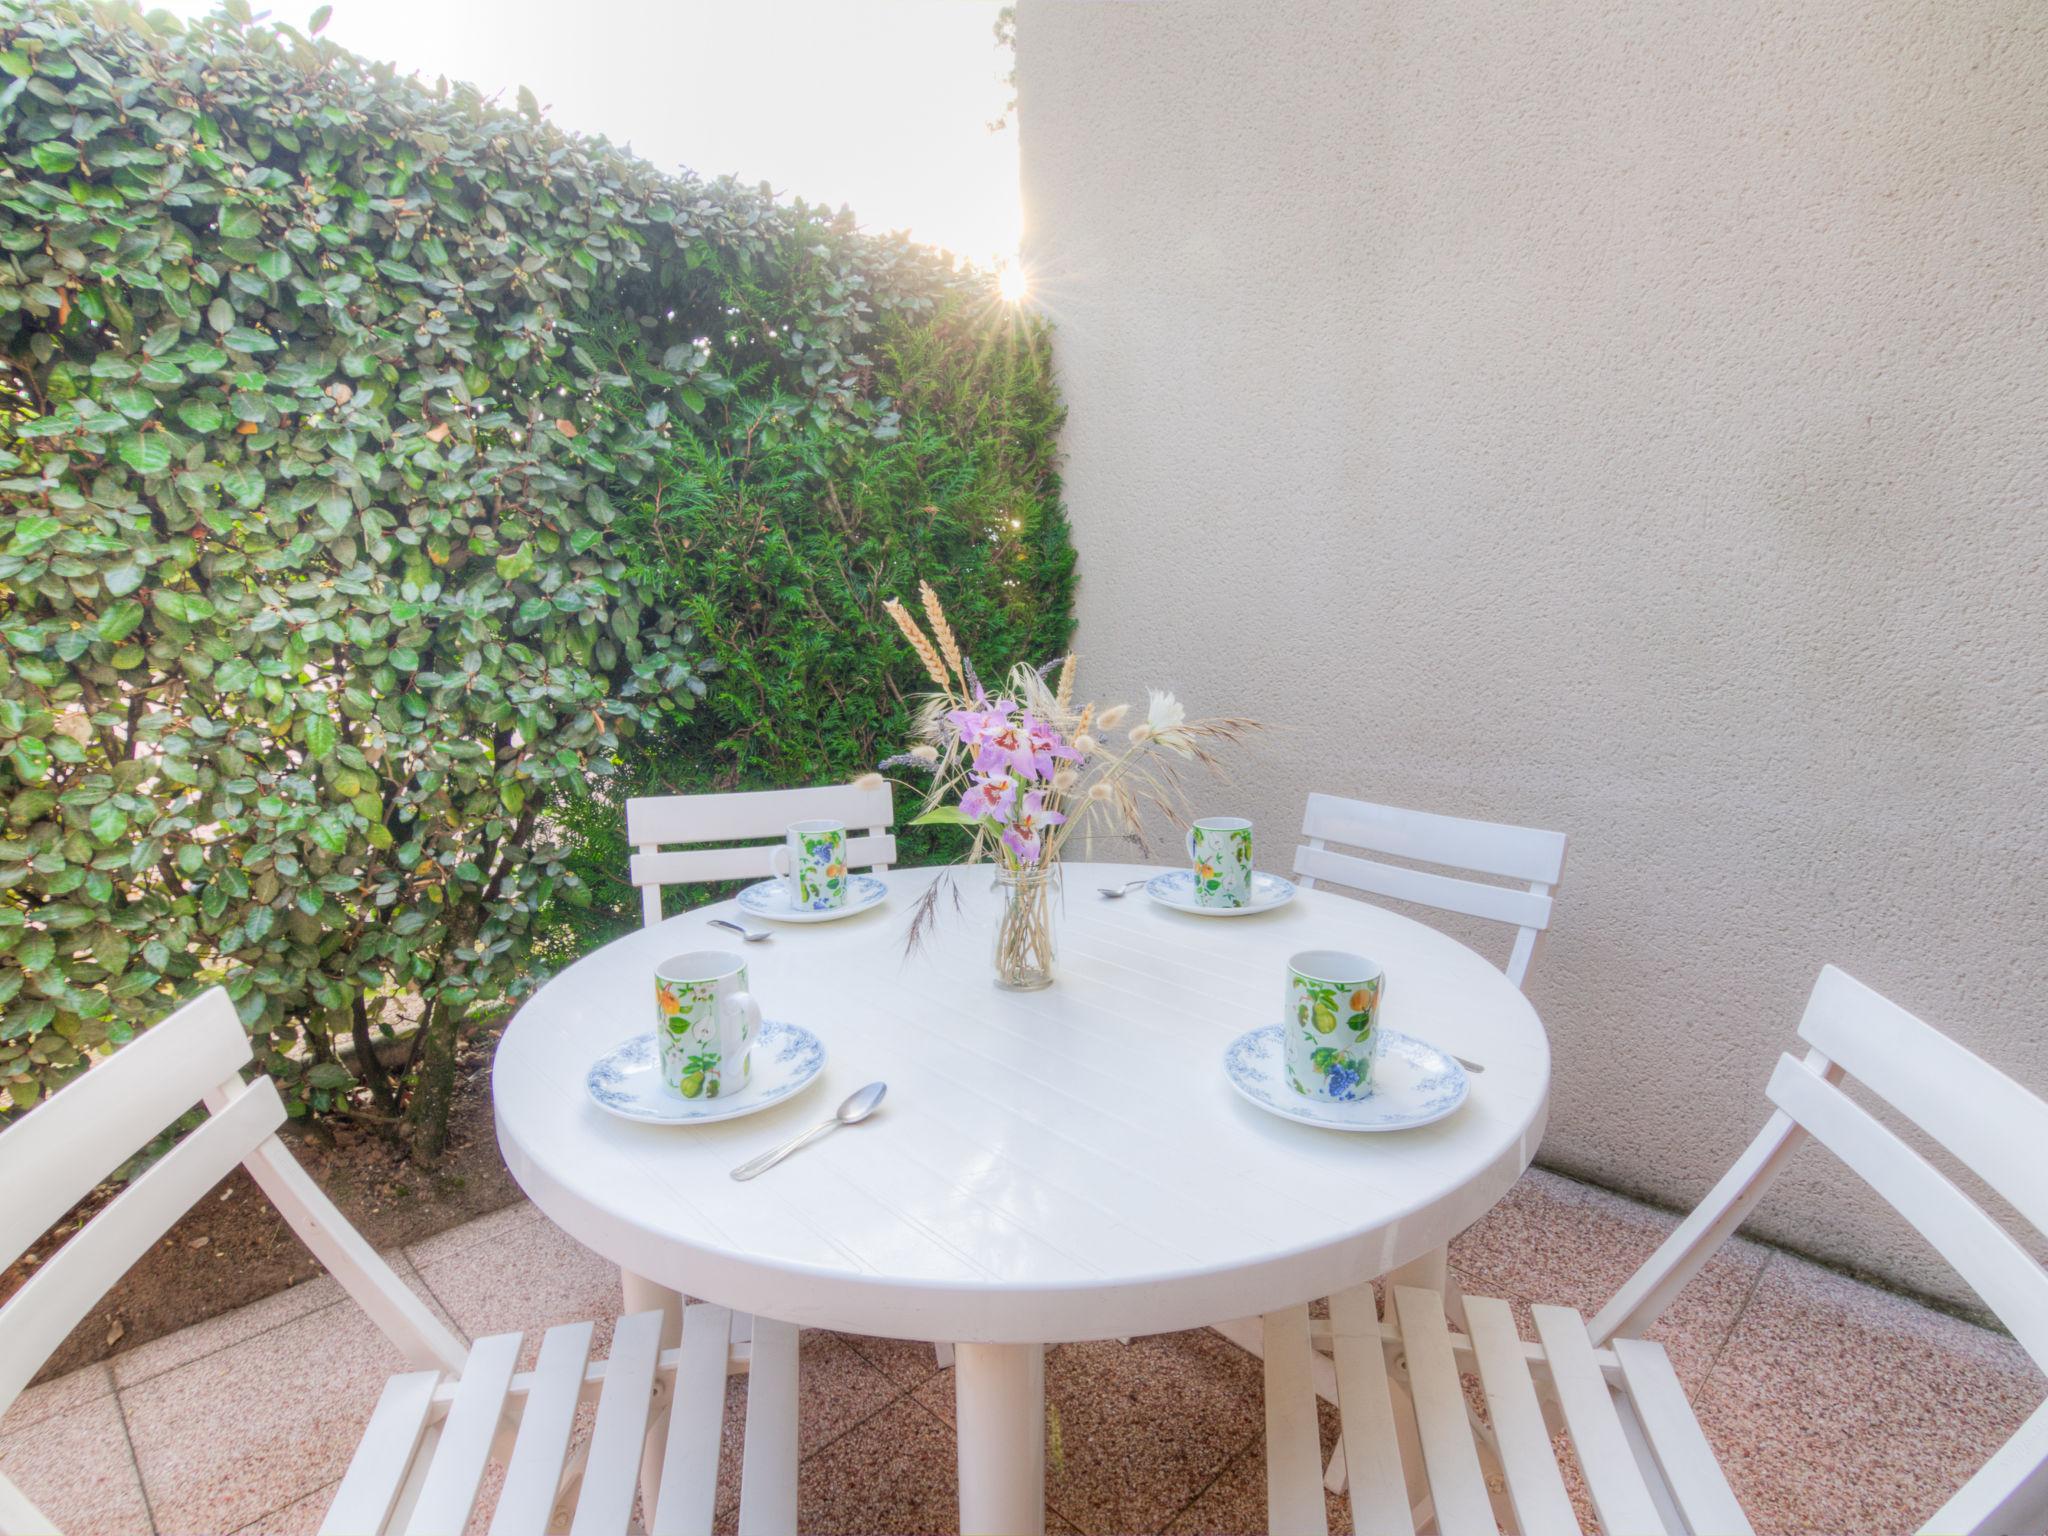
[[4, 1169, 2038, 1534]]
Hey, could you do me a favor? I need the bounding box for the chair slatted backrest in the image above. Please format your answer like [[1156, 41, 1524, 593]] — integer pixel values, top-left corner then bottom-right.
[[625, 782, 896, 927], [1589, 966, 2048, 1536], [1293, 793, 1569, 989], [0, 987, 465, 1521]]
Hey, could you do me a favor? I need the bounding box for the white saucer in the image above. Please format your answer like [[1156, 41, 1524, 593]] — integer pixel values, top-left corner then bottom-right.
[[736, 873, 888, 924], [586, 1020, 825, 1125], [1222, 1026, 1468, 1131], [1145, 869, 1297, 916]]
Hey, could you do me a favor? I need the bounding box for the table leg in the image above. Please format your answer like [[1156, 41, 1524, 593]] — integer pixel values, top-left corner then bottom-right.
[[953, 1341, 1046, 1536], [620, 1268, 684, 1524], [1385, 1243, 1467, 1330]]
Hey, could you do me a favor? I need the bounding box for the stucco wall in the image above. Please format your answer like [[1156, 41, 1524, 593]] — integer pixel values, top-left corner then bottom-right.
[[1016, 0, 2047, 1306]]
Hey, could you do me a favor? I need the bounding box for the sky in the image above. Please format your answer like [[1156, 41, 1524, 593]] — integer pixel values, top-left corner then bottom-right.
[[158, 0, 1021, 266]]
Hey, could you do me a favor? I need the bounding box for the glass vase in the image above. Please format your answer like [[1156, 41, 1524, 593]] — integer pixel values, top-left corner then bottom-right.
[[992, 865, 1059, 991]]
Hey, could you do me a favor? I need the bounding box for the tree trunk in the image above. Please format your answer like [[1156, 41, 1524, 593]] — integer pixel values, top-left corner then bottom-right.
[[352, 991, 401, 1114], [402, 997, 461, 1163]]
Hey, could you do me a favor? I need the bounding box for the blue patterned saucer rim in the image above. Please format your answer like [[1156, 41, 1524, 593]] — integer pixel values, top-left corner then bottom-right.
[[586, 1019, 826, 1125], [1222, 1026, 1469, 1132], [735, 873, 888, 923], [1144, 869, 1296, 916]]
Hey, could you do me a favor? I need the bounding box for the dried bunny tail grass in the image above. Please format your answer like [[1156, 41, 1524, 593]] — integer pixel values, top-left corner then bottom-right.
[[909, 743, 939, 763], [919, 581, 966, 685], [1054, 653, 1078, 716], [883, 598, 949, 689], [1052, 767, 1079, 793], [1073, 733, 1099, 756], [850, 772, 887, 793], [1128, 723, 1153, 745], [1095, 703, 1130, 731], [1086, 781, 1114, 803]]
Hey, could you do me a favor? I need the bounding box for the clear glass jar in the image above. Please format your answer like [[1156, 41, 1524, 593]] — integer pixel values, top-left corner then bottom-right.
[[992, 865, 1058, 991]]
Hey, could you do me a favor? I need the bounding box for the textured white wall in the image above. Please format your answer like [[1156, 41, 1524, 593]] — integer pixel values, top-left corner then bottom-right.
[[1017, 0, 2047, 1305]]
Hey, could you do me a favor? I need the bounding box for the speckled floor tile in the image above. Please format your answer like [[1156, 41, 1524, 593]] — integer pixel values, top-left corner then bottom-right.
[[1691, 1250, 2044, 1534], [228, 1477, 339, 1535], [111, 1271, 345, 1389], [713, 1393, 973, 1536], [27, 1168, 2038, 1536], [0, 1387, 154, 1536], [914, 1328, 1264, 1536], [411, 1212, 621, 1370], [1162, 1401, 1343, 1536], [0, 1360, 113, 1436], [119, 1257, 447, 1535], [1449, 1165, 1768, 1393], [706, 1330, 912, 1509], [832, 1329, 953, 1391], [403, 1198, 542, 1270]]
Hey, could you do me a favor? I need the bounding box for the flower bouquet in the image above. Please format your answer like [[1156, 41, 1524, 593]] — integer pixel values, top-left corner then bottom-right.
[[864, 583, 1258, 990]]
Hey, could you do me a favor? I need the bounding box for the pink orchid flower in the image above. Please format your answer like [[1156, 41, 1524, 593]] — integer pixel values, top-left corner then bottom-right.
[[973, 717, 1038, 779], [945, 694, 1050, 781], [1000, 790, 1066, 863], [944, 691, 1010, 746], [972, 711, 1077, 781], [1021, 712, 1079, 775], [958, 773, 1019, 822], [1001, 824, 1041, 863]]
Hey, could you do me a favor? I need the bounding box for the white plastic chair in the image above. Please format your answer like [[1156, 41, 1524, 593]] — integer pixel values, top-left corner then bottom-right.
[[1207, 795, 1571, 1447], [626, 782, 896, 927], [1293, 792, 1568, 989], [623, 781, 956, 1369], [0, 987, 800, 1536], [1262, 966, 2048, 1536]]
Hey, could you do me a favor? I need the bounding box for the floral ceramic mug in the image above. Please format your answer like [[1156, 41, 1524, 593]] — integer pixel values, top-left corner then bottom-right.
[[653, 950, 761, 1099], [1186, 816, 1254, 908], [769, 819, 849, 911], [1284, 949, 1384, 1101]]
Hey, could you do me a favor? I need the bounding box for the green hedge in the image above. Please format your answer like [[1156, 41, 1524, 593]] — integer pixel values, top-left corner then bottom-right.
[[0, 0, 1071, 1150], [541, 297, 1074, 957]]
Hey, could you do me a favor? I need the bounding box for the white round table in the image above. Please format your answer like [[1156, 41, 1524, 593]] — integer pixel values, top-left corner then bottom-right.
[[493, 862, 1549, 1534]]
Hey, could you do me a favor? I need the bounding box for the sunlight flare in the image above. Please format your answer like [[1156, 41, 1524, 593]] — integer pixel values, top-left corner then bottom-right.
[[997, 259, 1031, 302]]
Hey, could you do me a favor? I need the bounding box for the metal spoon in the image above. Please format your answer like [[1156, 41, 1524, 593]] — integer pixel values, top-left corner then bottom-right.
[[1097, 878, 1150, 898], [730, 1082, 887, 1181], [709, 918, 772, 944]]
